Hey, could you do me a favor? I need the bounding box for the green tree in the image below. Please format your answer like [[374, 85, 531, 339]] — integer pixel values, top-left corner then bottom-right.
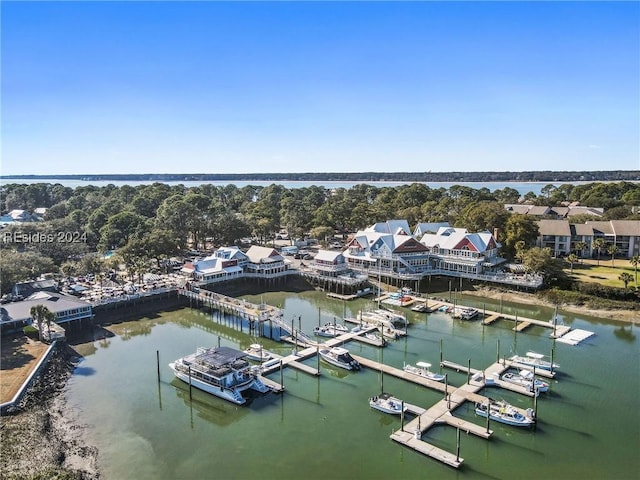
[[566, 253, 578, 274], [592, 238, 605, 266], [574, 241, 588, 258], [502, 214, 539, 259], [457, 201, 508, 234], [521, 247, 563, 281], [30, 304, 55, 342], [0, 250, 56, 294], [619, 272, 633, 289], [630, 255, 639, 286], [607, 244, 619, 267]]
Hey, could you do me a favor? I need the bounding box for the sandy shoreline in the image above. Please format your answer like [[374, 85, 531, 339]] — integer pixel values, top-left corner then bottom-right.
[[464, 286, 639, 324], [0, 342, 100, 479]]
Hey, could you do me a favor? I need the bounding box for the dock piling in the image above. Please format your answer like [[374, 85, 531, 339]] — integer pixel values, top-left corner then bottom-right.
[[188, 366, 192, 401], [485, 399, 490, 433], [156, 350, 160, 382], [456, 427, 461, 463], [467, 359, 471, 384]]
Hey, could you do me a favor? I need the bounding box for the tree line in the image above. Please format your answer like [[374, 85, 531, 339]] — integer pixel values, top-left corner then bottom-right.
[[2, 170, 639, 183], [1, 181, 639, 294]]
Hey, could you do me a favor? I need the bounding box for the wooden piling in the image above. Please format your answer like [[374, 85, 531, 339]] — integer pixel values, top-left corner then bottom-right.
[[156, 350, 160, 382]]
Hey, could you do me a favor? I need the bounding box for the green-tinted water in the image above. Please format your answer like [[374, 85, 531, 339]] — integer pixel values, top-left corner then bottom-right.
[[68, 291, 640, 479]]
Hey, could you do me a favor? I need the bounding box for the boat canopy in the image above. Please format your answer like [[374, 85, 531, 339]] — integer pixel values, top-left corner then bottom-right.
[[525, 351, 545, 359], [416, 362, 432, 369]]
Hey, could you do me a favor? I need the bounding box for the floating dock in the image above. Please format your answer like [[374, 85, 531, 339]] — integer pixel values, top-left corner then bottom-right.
[[556, 328, 595, 346]]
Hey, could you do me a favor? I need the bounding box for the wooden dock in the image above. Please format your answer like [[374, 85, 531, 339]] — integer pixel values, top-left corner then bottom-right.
[[482, 313, 501, 325], [513, 321, 532, 332]]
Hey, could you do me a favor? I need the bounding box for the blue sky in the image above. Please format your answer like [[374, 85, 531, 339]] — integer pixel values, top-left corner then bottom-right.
[[2, 1, 639, 175]]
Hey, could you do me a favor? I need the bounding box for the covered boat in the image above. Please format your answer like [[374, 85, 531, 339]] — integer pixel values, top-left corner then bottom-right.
[[403, 361, 445, 382], [501, 370, 549, 393], [510, 351, 559, 372], [169, 346, 269, 405], [319, 347, 361, 371]]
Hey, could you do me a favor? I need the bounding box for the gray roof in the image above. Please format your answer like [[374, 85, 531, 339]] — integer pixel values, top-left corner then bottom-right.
[[1, 292, 90, 323], [610, 220, 640, 236], [537, 219, 571, 236]]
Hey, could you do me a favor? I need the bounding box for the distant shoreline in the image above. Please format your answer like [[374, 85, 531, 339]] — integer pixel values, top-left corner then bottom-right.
[[1, 170, 639, 183]]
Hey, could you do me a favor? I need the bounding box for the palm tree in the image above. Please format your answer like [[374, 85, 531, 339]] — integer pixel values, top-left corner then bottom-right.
[[574, 241, 588, 260], [619, 272, 633, 289], [630, 255, 639, 286], [566, 253, 578, 274], [592, 238, 605, 266], [608, 244, 619, 267], [30, 304, 56, 342]]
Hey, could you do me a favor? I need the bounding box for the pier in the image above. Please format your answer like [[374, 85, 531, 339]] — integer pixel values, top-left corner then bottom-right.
[[352, 352, 544, 469]]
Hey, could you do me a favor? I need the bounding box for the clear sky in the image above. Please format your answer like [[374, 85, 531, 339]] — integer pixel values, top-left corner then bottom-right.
[[2, 1, 639, 175]]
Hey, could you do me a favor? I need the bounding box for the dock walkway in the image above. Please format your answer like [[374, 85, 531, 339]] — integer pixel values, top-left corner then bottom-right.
[[364, 355, 540, 469]]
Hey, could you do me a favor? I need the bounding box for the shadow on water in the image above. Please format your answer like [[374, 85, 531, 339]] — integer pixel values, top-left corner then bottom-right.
[[72, 366, 97, 376]]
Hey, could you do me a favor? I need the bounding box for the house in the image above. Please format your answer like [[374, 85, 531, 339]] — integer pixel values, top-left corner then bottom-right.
[[366, 220, 411, 235], [0, 291, 93, 333], [419, 227, 503, 275], [181, 247, 246, 283], [244, 246, 292, 278], [505, 204, 604, 219], [309, 250, 350, 277], [343, 228, 431, 278], [7, 209, 35, 222], [12, 279, 59, 299], [413, 222, 451, 238]]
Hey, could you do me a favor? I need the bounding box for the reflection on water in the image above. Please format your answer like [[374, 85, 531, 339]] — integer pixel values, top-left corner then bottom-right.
[[170, 378, 250, 427], [66, 290, 640, 480]]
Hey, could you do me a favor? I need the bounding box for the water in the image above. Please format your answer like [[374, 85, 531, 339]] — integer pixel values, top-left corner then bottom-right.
[[67, 291, 640, 479], [0, 179, 607, 197]]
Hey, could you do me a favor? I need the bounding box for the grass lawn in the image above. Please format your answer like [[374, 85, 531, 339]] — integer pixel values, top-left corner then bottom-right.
[[564, 258, 639, 289]]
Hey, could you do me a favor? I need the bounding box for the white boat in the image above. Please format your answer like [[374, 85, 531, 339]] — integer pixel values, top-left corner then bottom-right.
[[500, 370, 549, 393], [474, 399, 536, 427], [318, 347, 361, 371], [403, 362, 445, 382], [169, 346, 270, 405], [314, 322, 349, 337], [452, 307, 479, 320], [411, 303, 429, 313], [242, 343, 272, 362], [369, 393, 406, 415], [358, 309, 408, 330], [510, 351, 559, 372]]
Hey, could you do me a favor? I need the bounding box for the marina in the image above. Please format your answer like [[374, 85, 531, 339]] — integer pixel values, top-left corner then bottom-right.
[[60, 290, 639, 479]]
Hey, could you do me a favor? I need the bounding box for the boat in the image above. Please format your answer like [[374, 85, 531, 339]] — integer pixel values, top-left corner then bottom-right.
[[452, 307, 479, 320], [403, 361, 445, 382], [500, 370, 549, 393], [318, 347, 361, 371], [509, 351, 560, 372], [169, 346, 270, 405], [411, 302, 429, 313], [314, 322, 349, 338], [475, 399, 536, 427], [358, 309, 408, 330], [242, 343, 271, 362], [369, 393, 406, 415]]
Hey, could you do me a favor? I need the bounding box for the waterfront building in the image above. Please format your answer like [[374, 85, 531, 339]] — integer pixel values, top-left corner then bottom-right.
[[181, 247, 246, 284], [309, 250, 350, 278], [0, 291, 93, 333], [419, 227, 504, 276], [244, 246, 294, 279]]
